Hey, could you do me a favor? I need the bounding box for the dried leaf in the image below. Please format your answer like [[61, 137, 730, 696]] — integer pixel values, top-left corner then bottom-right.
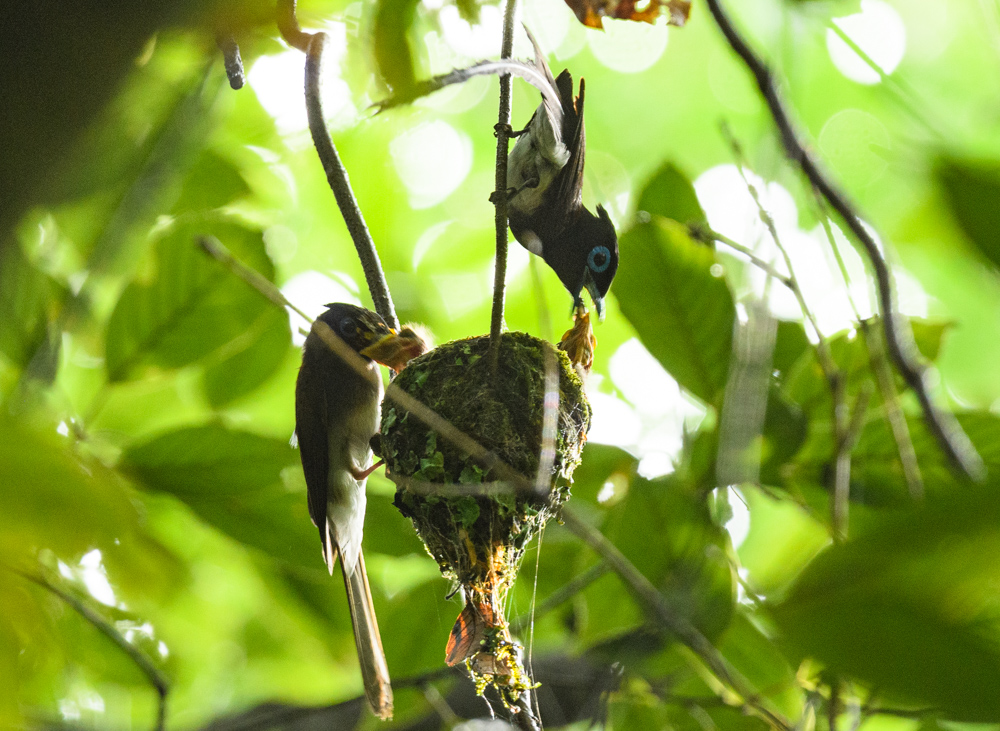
[[564, 0, 692, 29]]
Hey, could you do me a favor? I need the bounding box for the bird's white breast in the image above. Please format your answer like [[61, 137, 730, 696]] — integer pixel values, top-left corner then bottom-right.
[[327, 363, 383, 576]]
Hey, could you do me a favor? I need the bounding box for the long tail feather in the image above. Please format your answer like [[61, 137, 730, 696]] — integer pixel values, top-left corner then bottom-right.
[[342, 550, 393, 720]]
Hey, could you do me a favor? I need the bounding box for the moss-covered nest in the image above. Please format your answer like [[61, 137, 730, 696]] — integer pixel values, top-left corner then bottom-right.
[[380, 331, 591, 702]]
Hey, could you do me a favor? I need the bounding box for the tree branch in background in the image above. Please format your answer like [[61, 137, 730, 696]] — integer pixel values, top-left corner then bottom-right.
[[276, 0, 399, 330], [556, 509, 793, 731], [704, 0, 984, 482], [5, 565, 169, 731], [215, 32, 245, 90], [488, 0, 520, 375]]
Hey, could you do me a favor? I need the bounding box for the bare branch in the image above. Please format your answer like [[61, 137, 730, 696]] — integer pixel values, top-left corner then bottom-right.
[[557, 508, 792, 731], [305, 33, 398, 329], [488, 0, 519, 375], [197, 236, 311, 322], [5, 565, 169, 731], [705, 0, 984, 482]]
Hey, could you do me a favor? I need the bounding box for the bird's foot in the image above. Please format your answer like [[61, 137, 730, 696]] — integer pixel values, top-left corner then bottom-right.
[[489, 187, 518, 204], [350, 460, 384, 481], [493, 122, 513, 139]]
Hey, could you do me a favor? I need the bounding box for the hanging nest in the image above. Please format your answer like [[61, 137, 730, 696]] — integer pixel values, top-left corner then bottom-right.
[[380, 332, 591, 704]]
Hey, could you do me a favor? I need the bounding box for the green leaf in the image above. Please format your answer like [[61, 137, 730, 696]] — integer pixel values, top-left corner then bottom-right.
[[202, 306, 292, 408], [0, 419, 139, 560], [599, 475, 736, 642], [911, 319, 952, 363], [121, 424, 297, 495], [772, 486, 1000, 721], [636, 162, 707, 226], [0, 245, 53, 369], [846, 411, 1000, 503], [615, 218, 736, 404], [772, 320, 811, 374], [105, 217, 273, 382], [373, 0, 419, 93], [171, 150, 251, 214], [121, 425, 316, 568], [936, 156, 1000, 269]]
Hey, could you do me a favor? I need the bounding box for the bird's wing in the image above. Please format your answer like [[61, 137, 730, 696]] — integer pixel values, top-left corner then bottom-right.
[[295, 357, 332, 562], [555, 74, 586, 217]]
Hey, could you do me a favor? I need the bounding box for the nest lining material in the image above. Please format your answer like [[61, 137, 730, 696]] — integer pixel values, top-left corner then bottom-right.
[[380, 332, 591, 702]]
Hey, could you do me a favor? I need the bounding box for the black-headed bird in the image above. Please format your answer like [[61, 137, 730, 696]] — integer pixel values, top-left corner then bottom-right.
[[375, 27, 619, 319], [503, 30, 618, 320], [295, 303, 421, 720]]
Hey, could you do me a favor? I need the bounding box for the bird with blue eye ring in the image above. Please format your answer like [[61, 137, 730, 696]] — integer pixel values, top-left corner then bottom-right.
[[501, 29, 619, 321]]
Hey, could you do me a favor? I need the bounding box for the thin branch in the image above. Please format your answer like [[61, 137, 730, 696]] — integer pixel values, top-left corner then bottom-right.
[[557, 508, 792, 731], [722, 127, 855, 537], [832, 384, 872, 539], [6, 565, 169, 731], [512, 693, 542, 731], [860, 318, 924, 500], [695, 226, 793, 289], [488, 0, 519, 375], [705, 0, 984, 482], [276, 0, 311, 52], [197, 236, 311, 322], [824, 22, 940, 138]]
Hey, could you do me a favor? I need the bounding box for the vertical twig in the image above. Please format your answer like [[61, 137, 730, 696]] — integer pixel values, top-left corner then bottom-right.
[[705, 0, 984, 482], [488, 0, 520, 375], [723, 127, 855, 538], [6, 565, 169, 731]]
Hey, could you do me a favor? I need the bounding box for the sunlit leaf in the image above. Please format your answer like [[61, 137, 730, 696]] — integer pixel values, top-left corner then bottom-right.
[[772, 485, 1000, 721], [564, 0, 691, 29], [936, 156, 1000, 270], [615, 217, 736, 405], [105, 217, 273, 382], [636, 162, 706, 226]]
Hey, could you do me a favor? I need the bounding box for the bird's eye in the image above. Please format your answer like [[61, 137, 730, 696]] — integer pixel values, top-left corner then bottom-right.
[[588, 245, 611, 273], [339, 317, 358, 337]]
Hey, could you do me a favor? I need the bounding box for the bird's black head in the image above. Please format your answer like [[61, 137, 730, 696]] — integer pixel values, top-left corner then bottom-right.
[[578, 205, 618, 321], [316, 303, 392, 355]]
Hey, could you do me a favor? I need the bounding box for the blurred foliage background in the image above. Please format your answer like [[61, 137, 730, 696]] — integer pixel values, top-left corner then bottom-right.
[[4, 0, 1000, 728]]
